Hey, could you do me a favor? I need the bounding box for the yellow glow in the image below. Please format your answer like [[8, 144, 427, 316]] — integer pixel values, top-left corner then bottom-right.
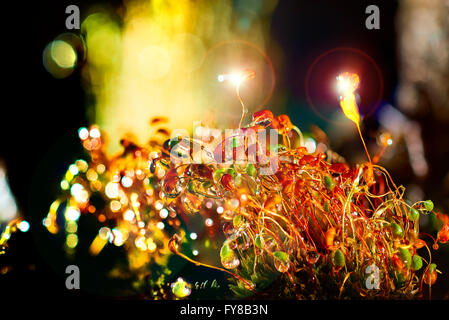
[[82, 13, 121, 68], [110, 200, 122, 212], [66, 220, 78, 233], [135, 236, 147, 251], [45, 200, 60, 234], [81, 0, 270, 153], [89, 234, 108, 256], [130, 193, 139, 204], [66, 234, 78, 248], [218, 69, 256, 87], [86, 169, 98, 181], [51, 40, 77, 69], [98, 227, 111, 240], [155, 200, 163, 211], [111, 228, 128, 246], [76, 160, 88, 172], [96, 164, 106, 174], [337, 72, 360, 125], [105, 182, 119, 199], [138, 45, 171, 80], [147, 238, 157, 252], [171, 33, 206, 73], [337, 72, 372, 164], [60, 180, 70, 190]]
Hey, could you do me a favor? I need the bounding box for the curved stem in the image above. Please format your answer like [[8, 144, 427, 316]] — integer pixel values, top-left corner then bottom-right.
[[356, 123, 372, 165], [236, 84, 246, 129]]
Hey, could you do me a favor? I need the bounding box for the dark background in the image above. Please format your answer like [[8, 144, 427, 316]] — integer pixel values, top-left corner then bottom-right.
[[1, 0, 448, 300]]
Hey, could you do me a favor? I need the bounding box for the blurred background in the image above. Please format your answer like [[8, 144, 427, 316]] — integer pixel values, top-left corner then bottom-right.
[[1, 0, 448, 299]]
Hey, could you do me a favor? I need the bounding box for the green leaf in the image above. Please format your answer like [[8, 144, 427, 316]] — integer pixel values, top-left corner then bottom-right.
[[213, 168, 225, 181], [246, 163, 257, 177], [273, 251, 289, 264], [233, 215, 244, 228], [412, 255, 423, 271], [408, 208, 419, 221], [429, 263, 437, 274], [424, 200, 434, 212], [202, 181, 212, 188], [332, 249, 345, 267], [187, 180, 195, 193], [226, 168, 236, 178], [324, 176, 335, 191], [220, 242, 233, 260], [255, 234, 263, 249], [231, 137, 239, 148], [391, 222, 404, 237], [398, 248, 411, 268], [394, 272, 405, 288]]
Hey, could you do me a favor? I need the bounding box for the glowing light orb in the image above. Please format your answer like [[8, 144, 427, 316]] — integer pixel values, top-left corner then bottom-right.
[[17, 220, 30, 232], [336, 72, 361, 125]]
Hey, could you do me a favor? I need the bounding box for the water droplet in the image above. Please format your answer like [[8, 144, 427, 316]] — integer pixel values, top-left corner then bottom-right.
[[220, 241, 240, 269], [223, 210, 236, 220], [274, 260, 290, 273], [306, 251, 319, 264], [171, 278, 192, 298], [221, 255, 240, 269], [222, 221, 236, 235], [182, 194, 202, 213]]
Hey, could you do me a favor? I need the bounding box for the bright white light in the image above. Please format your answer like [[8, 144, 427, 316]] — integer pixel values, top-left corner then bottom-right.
[[190, 232, 197, 240], [159, 208, 169, 219], [336, 76, 350, 94], [105, 182, 119, 199], [217, 72, 244, 86], [155, 200, 164, 210], [121, 176, 133, 188], [111, 228, 125, 246], [229, 73, 243, 86], [78, 127, 89, 140], [124, 209, 135, 221], [0, 165, 18, 223], [68, 164, 79, 176], [65, 207, 80, 221], [18, 220, 30, 232], [205, 218, 214, 227], [70, 183, 84, 197], [89, 127, 101, 138], [99, 227, 111, 240], [304, 138, 317, 153]]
